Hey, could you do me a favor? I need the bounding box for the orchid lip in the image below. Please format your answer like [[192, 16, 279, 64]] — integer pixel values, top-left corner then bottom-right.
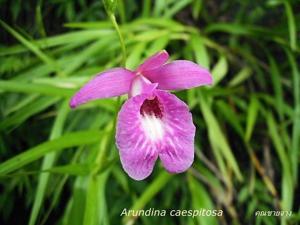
[[116, 90, 195, 180]]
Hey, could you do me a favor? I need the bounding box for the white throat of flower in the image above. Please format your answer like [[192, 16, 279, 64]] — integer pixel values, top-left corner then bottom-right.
[[140, 114, 164, 142]]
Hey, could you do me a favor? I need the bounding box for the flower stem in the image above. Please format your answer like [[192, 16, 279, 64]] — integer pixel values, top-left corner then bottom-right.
[[92, 2, 126, 177], [108, 13, 127, 67]]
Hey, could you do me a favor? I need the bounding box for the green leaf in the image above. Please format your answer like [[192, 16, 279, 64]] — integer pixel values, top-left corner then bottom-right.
[[283, 1, 297, 50], [267, 112, 293, 212], [3, 94, 39, 116], [188, 175, 218, 225], [205, 22, 279, 37], [192, 0, 203, 19], [130, 18, 185, 32], [63, 39, 115, 76], [146, 34, 170, 56], [133, 29, 169, 42], [245, 96, 260, 142], [63, 177, 87, 225], [0, 96, 60, 131], [191, 34, 210, 69], [123, 171, 173, 224], [228, 67, 252, 87], [126, 42, 147, 70], [0, 80, 75, 97], [163, 0, 193, 18], [83, 173, 109, 225], [211, 55, 228, 85], [199, 94, 243, 182], [35, 0, 46, 38], [286, 49, 300, 184], [268, 54, 284, 120], [29, 100, 69, 225], [216, 100, 244, 138], [142, 0, 151, 18], [0, 29, 114, 56], [45, 163, 91, 176], [0, 130, 102, 175], [0, 20, 62, 75], [205, 23, 255, 35]]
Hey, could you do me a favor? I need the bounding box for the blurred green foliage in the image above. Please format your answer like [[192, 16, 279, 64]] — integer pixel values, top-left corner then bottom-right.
[[0, 0, 299, 225]]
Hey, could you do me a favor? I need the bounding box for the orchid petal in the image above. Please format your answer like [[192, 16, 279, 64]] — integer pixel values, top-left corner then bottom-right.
[[116, 93, 159, 180], [143, 60, 212, 91], [136, 50, 169, 72], [155, 90, 195, 173], [70, 68, 135, 108]]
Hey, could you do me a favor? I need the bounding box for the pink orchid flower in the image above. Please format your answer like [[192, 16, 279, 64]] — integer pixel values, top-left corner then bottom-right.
[[70, 50, 212, 180]]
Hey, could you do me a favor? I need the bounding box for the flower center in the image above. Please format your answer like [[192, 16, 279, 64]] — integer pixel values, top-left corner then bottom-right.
[[140, 97, 163, 118], [140, 97, 164, 142]]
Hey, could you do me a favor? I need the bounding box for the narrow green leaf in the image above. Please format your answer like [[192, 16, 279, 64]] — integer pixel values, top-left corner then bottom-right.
[[211, 55, 228, 85], [245, 96, 260, 142], [0, 20, 62, 75], [188, 175, 218, 225], [132, 30, 169, 42], [284, 1, 297, 50], [112, 167, 129, 193], [63, 39, 114, 76], [163, 0, 193, 18], [267, 113, 290, 166], [0, 97, 60, 131], [63, 22, 112, 29], [216, 100, 244, 138], [130, 18, 185, 32], [267, 112, 293, 216], [4, 94, 39, 116], [125, 42, 147, 70], [205, 22, 280, 37], [268, 55, 284, 120], [35, 0, 46, 38], [0, 29, 113, 56], [83, 176, 98, 225], [0, 80, 75, 97], [286, 49, 300, 184], [205, 23, 255, 35], [228, 67, 252, 87], [29, 101, 69, 225], [63, 177, 87, 225], [191, 34, 210, 69], [192, 0, 203, 19], [32, 77, 89, 89], [142, 0, 151, 17], [153, 0, 167, 17], [0, 130, 102, 175], [146, 35, 169, 55], [123, 171, 172, 224], [199, 94, 243, 181]]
